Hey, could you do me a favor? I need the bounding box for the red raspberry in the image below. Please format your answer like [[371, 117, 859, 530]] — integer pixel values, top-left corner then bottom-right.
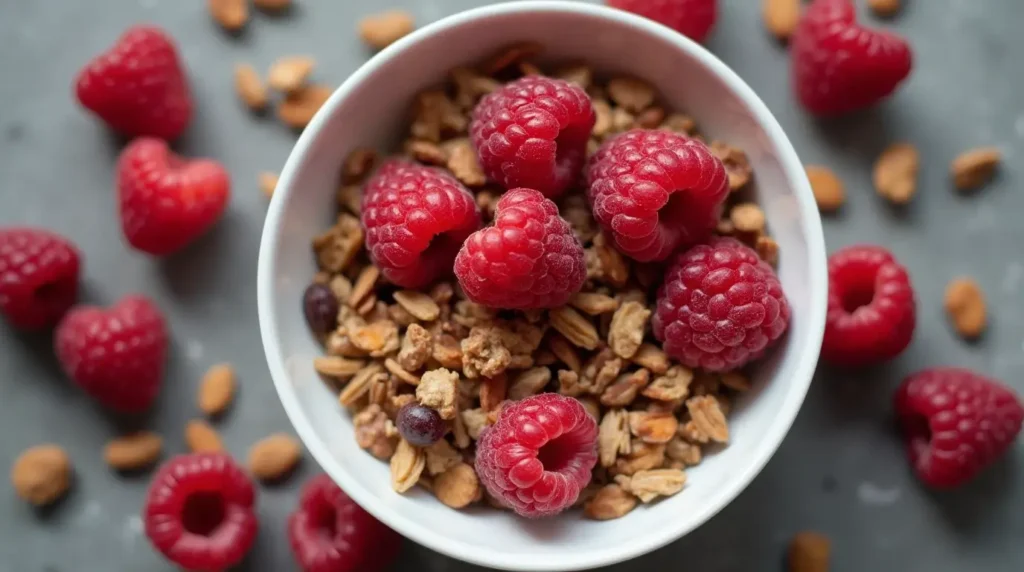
[[144, 453, 258, 571], [822, 245, 915, 366], [586, 129, 729, 262], [288, 474, 400, 572], [55, 295, 168, 412], [475, 393, 598, 518], [362, 161, 481, 288], [117, 137, 231, 256], [75, 25, 192, 141], [652, 237, 790, 372], [471, 76, 595, 198], [454, 188, 586, 309], [607, 0, 717, 43], [895, 368, 1024, 489], [793, 0, 913, 116], [0, 228, 81, 330]]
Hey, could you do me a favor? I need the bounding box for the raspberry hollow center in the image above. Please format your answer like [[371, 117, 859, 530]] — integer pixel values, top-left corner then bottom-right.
[[181, 491, 226, 536], [310, 503, 338, 540], [536, 433, 578, 473], [840, 276, 876, 313]]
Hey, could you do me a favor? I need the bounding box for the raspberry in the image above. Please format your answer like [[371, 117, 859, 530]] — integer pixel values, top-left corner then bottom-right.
[[0, 228, 81, 330], [586, 129, 729, 262], [117, 137, 231, 256], [288, 474, 400, 572], [793, 0, 913, 116], [75, 25, 192, 141], [475, 393, 598, 518], [895, 368, 1024, 489], [362, 161, 481, 288], [607, 0, 717, 43], [471, 76, 595, 198], [144, 453, 258, 571], [55, 295, 168, 412], [454, 188, 586, 309], [822, 245, 915, 366], [652, 237, 790, 372]]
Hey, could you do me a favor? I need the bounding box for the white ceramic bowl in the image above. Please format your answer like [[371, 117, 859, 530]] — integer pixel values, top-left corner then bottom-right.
[[258, 2, 827, 570]]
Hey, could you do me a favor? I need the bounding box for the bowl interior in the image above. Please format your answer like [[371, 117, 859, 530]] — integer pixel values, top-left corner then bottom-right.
[[259, 3, 826, 570]]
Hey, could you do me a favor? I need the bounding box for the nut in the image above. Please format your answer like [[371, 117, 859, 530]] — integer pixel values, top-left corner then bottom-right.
[[549, 306, 600, 350], [267, 56, 316, 94], [248, 434, 302, 481], [278, 84, 332, 130], [508, 367, 552, 400], [234, 63, 268, 111], [390, 438, 426, 493], [339, 363, 385, 407], [11, 445, 72, 506], [208, 0, 248, 32], [868, 0, 901, 17], [598, 409, 631, 467], [359, 10, 415, 50], [729, 203, 766, 234], [615, 468, 686, 502], [873, 143, 919, 204], [607, 301, 650, 359], [433, 463, 480, 509], [198, 363, 236, 417], [584, 484, 637, 520], [185, 420, 224, 453], [763, 0, 801, 41], [314, 356, 366, 378], [254, 0, 291, 11], [259, 171, 278, 199], [630, 343, 669, 374], [685, 396, 729, 443], [789, 531, 831, 572], [104, 432, 162, 471], [628, 411, 678, 444], [951, 146, 1001, 191], [944, 277, 986, 339], [393, 290, 441, 321], [710, 142, 752, 191], [805, 165, 845, 212], [642, 365, 694, 401]]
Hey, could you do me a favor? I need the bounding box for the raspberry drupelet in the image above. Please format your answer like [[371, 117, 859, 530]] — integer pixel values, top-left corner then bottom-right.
[[288, 474, 400, 572], [822, 245, 915, 366], [362, 160, 482, 288], [895, 368, 1024, 489], [0, 227, 81, 330], [475, 393, 598, 518], [471, 76, 595, 198], [454, 188, 586, 309], [652, 237, 790, 372], [143, 453, 258, 571], [586, 129, 729, 262]]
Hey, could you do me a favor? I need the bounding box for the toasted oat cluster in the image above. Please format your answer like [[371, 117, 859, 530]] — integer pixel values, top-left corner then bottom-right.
[[307, 43, 780, 520]]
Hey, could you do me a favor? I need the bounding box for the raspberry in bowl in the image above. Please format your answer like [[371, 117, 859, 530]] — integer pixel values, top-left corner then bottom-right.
[[257, 2, 826, 570]]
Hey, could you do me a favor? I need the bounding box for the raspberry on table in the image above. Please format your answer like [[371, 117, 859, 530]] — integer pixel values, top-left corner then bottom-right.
[[0, 227, 81, 330], [895, 368, 1024, 489], [117, 137, 231, 256], [471, 76, 595, 198], [55, 295, 168, 412], [75, 25, 192, 141], [288, 474, 400, 572], [475, 393, 598, 518], [586, 129, 730, 262], [362, 160, 481, 288], [792, 0, 913, 116], [454, 188, 586, 309], [608, 0, 718, 44], [822, 245, 915, 366], [144, 453, 258, 571], [652, 237, 790, 372]]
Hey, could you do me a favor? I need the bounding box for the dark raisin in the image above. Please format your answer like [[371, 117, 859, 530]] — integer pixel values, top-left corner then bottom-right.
[[396, 402, 446, 447], [303, 283, 339, 336]]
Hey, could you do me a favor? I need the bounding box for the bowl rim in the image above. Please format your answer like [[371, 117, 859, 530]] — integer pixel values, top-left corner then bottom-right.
[[257, 1, 828, 570]]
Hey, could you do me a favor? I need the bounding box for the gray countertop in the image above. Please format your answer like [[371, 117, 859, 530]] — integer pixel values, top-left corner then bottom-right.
[[1, 0, 1022, 570]]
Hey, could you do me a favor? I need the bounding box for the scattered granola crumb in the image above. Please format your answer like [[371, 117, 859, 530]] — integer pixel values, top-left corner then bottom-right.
[[390, 438, 426, 493], [873, 143, 919, 205], [868, 0, 901, 18], [710, 141, 752, 191], [185, 419, 224, 453], [433, 463, 480, 509], [395, 323, 432, 371], [951, 146, 1001, 191], [789, 531, 831, 572], [198, 363, 236, 417], [248, 433, 302, 481], [944, 277, 987, 339], [277, 84, 332, 129], [806, 165, 845, 212], [615, 468, 686, 502], [104, 432, 162, 471], [608, 301, 651, 359], [359, 10, 415, 50], [685, 395, 730, 443], [584, 484, 637, 520], [607, 77, 655, 112], [417, 368, 459, 420], [234, 63, 268, 111], [10, 445, 71, 506], [208, 0, 248, 32], [259, 171, 279, 199], [267, 56, 315, 94], [763, 0, 802, 41]]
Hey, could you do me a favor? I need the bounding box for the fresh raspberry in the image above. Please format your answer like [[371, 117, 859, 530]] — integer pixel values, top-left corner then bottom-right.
[[362, 160, 481, 288], [822, 245, 915, 366], [55, 295, 168, 412], [471, 76, 595, 198], [793, 0, 913, 116], [144, 453, 258, 571], [0, 228, 81, 330], [586, 129, 729, 262], [288, 474, 400, 572], [895, 368, 1024, 489], [75, 25, 192, 140], [117, 137, 231, 256], [652, 237, 790, 372], [454, 188, 586, 309], [475, 393, 598, 518], [608, 0, 717, 43]]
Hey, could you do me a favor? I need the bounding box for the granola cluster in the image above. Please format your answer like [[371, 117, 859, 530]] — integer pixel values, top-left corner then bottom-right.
[[307, 43, 777, 520]]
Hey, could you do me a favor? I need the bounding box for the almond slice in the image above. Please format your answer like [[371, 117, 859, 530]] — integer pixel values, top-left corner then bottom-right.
[[104, 432, 162, 471]]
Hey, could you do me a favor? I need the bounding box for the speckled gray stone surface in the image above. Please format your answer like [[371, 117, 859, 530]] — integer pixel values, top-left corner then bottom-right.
[[1, 0, 1022, 570]]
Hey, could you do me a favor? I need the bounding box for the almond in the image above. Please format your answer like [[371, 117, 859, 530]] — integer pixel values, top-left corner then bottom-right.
[[763, 0, 801, 41], [873, 143, 919, 204], [944, 277, 987, 339], [104, 432, 162, 471], [268, 56, 316, 94], [806, 165, 845, 212], [248, 434, 302, 481], [198, 363, 236, 417], [259, 171, 279, 199], [185, 420, 224, 453], [277, 84, 332, 130], [254, 0, 291, 10], [208, 0, 248, 32], [868, 0, 901, 17], [234, 63, 268, 111], [358, 10, 415, 50], [11, 445, 72, 506], [789, 531, 831, 572], [951, 147, 1001, 191]]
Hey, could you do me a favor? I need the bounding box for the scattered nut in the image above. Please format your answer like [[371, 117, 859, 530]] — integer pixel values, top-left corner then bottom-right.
[[763, 0, 801, 41], [185, 420, 224, 453], [359, 10, 415, 50], [868, 0, 901, 18], [11, 445, 72, 506], [873, 143, 919, 205], [208, 0, 248, 32], [951, 147, 1001, 191], [789, 531, 831, 572], [278, 84, 333, 129], [234, 63, 268, 111], [198, 363, 236, 417], [104, 432, 162, 472], [254, 0, 291, 11], [259, 171, 279, 199], [806, 165, 845, 212], [268, 56, 316, 94], [248, 434, 302, 481], [584, 484, 637, 520], [944, 277, 986, 339], [433, 463, 480, 509]]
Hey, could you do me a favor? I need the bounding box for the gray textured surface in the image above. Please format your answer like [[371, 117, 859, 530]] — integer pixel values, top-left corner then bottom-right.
[[1, 0, 1022, 570]]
